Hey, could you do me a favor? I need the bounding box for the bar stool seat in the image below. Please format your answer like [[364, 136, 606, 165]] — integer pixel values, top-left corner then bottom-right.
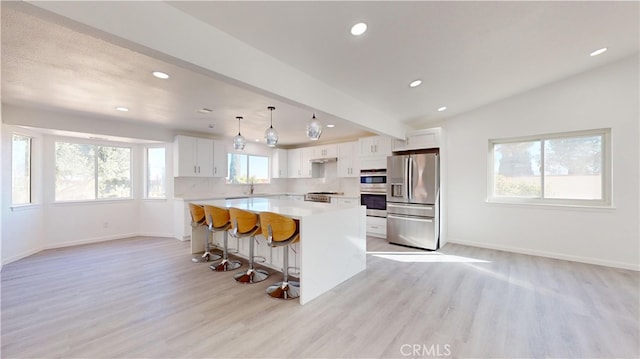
[[189, 203, 221, 263], [259, 212, 300, 300], [204, 205, 242, 272], [228, 208, 269, 284]]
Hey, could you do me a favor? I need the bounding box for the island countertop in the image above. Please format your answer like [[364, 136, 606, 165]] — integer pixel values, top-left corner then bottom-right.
[[200, 197, 360, 219]]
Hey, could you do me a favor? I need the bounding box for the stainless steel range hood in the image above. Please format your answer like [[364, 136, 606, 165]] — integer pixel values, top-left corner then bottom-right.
[[309, 157, 337, 163]]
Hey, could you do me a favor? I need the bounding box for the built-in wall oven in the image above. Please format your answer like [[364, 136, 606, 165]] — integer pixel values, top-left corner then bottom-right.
[[360, 170, 387, 217]]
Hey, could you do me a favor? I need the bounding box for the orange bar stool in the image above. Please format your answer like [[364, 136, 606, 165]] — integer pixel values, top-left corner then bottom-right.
[[259, 212, 300, 300], [189, 203, 222, 263], [228, 208, 269, 284], [204, 205, 242, 272]]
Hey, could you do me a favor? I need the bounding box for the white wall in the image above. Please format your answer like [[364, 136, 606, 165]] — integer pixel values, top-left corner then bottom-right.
[[1, 126, 46, 263], [444, 55, 639, 270]]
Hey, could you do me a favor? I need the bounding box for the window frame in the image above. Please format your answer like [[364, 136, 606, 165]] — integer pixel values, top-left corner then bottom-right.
[[54, 140, 133, 202], [144, 145, 167, 199], [226, 152, 270, 185], [487, 128, 611, 208], [11, 133, 32, 205]]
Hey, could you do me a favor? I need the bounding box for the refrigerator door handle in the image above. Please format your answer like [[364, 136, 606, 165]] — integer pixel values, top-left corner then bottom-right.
[[406, 156, 412, 200]]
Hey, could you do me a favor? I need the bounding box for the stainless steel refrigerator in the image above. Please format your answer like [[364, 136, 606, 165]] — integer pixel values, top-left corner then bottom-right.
[[386, 152, 439, 250]]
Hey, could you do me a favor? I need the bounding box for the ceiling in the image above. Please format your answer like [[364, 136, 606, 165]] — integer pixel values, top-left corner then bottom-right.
[[2, 1, 638, 147]]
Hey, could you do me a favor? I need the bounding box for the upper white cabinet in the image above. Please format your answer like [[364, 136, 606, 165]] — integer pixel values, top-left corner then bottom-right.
[[311, 144, 338, 159], [301, 147, 314, 178], [337, 141, 359, 177], [359, 136, 392, 156], [212, 140, 227, 178], [173, 135, 212, 177], [288, 148, 313, 178], [393, 127, 442, 151], [271, 148, 288, 179], [358, 136, 392, 170]]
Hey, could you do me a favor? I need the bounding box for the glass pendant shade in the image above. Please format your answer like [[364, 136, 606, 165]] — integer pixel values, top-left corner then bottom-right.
[[306, 113, 323, 140], [233, 116, 246, 150], [264, 106, 278, 147]]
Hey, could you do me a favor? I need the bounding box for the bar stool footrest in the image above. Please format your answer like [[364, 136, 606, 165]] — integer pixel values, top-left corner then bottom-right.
[[266, 281, 300, 300]]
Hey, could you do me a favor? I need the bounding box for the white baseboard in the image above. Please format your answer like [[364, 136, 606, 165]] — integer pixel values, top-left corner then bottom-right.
[[3, 233, 183, 266], [447, 238, 640, 272], [2, 247, 44, 266], [41, 233, 139, 250]]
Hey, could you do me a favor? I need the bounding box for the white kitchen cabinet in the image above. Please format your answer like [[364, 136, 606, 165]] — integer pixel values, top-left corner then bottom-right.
[[271, 148, 288, 178], [311, 144, 337, 159], [358, 136, 392, 170], [337, 141, 359, 177], [288, 148, 313, 178], [288, 148, 302, 178], [173, 135, 213, 177], [301, 147, 313, 177], [359, 136, 392, 157], [212, 140, 227, 178], [366, 216, 387, 238], [393, 127, 442, 152]]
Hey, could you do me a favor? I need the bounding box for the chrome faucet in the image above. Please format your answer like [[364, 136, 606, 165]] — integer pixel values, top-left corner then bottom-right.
[[249, 181, 254, 195]]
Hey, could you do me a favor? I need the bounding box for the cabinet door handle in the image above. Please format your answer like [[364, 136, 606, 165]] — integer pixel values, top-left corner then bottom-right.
[[214, 167, 217, 175], [194, 165, 197, 173]]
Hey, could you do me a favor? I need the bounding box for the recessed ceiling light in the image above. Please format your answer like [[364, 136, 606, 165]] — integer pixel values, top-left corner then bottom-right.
[[327, 124, 336, 128], [152, 71, 170, 79], [590, 47, 607, 57], [198, 108, 213, 114], [409, 80, 422, 88], [437, 106, 447, 112], [351, 22, 367, 36], [115, 106, 129, 112], [255, 139, 260, 142]]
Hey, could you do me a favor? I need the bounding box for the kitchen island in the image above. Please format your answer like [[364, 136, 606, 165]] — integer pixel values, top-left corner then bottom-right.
[[191, 197, 367, 304]]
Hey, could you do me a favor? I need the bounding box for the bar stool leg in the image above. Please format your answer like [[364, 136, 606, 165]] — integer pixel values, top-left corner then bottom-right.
[[234, 236, 269, 283], [192, 227, 222, 263], [210, 231, 241, 271], [266, 246, 300, 300]]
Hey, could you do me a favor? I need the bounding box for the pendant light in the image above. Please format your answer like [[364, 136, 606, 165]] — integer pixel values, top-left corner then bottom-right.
[[264, 106, 278, 147], [233, 116, 246, 150], [306, 113, 323, 140]]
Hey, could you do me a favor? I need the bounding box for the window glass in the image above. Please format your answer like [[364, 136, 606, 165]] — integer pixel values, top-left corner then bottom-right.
[[55, 141, 132, 201], [489, 129, 609, 206], [55, 142, 95, 201], [97, 146, 131, 198], [544, 135, 602, 200], [227, 153, 269, 184], [493, 141, 541, 198], [12, 134, 31, 205], [146, 147, 166, 199]]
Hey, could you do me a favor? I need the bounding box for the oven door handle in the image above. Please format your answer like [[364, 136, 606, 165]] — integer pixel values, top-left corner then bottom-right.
[[360, 191, 387, 195]]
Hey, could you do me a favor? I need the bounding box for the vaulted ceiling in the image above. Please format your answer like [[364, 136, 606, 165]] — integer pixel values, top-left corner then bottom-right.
[[2, 1, 638, 146]]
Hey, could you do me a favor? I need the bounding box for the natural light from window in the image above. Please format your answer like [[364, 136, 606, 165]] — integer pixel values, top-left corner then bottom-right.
[[55, 141, 132, 201], [489, 129, 610, 206], [227, 153, 269, 184], [146, 147, 166, 199]]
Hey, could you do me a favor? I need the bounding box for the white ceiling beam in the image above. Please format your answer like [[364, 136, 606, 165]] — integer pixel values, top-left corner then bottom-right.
[[27, 1, 407, 139]]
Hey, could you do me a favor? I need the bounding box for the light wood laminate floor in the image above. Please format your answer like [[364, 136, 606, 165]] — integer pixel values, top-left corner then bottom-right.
[[2, 236, 638, 358]]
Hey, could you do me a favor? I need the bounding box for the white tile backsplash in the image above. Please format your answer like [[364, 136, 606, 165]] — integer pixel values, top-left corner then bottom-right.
[[174, 161, 359, 198]]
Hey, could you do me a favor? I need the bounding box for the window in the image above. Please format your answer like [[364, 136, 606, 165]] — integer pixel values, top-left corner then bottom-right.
[[146, 147, 166, 199], [489, 129, 610, 206], [55, 141, 132, 201], [12, 134, 31, 205], [227, 153, 269, 184]]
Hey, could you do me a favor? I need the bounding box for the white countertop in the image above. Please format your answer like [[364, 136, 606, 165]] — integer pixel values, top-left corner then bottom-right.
[[197, 197, 358, 219], [175, 192, 359, 201]]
